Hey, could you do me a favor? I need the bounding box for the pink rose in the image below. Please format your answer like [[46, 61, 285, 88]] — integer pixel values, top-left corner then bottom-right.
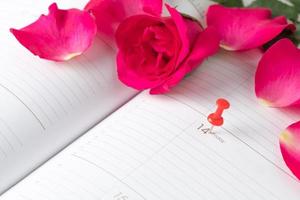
[[116, 5, 220, 94]]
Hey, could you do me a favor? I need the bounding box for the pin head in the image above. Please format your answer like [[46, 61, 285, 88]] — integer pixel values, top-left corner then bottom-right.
[[216, 98, 230, 110], [207, 98, 230, 127]]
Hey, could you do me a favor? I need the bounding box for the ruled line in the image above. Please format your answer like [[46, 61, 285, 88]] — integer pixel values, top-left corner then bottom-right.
[[0, 83, 45, 130], [0, 118, 22, 146], [165, 93, 297, 182], [72, 154, 147, 200]]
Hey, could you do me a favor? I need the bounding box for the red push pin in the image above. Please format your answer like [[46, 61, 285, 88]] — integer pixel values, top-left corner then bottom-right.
[[207, 98, 230, 133]]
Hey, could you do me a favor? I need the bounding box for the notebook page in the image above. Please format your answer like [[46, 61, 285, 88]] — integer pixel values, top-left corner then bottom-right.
[[167, 0, 258, 26], [1, 49, 299, 199], [165, 0, 214, 25], [0, 0, 136, 193]]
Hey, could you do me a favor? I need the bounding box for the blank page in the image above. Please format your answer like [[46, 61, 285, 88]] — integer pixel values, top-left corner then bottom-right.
[[1, 49, 299, 199], [0, 0, 136, 193]]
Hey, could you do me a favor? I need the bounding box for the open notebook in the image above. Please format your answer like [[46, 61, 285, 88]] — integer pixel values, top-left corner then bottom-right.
[[1, 0, 300, 199]]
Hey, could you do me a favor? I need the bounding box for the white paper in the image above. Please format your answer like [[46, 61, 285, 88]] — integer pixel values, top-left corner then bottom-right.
[[2, 50, 299, 199], [0, 0, 137, 193]]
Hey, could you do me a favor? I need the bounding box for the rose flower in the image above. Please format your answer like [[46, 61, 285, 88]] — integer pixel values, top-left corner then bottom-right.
[[115, 5, 220, 94]]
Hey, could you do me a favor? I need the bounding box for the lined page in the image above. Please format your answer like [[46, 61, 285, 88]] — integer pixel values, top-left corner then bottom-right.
[[165, 0, 213, 25], [2, 49, 299, 199], [0, 0, 136, 193]]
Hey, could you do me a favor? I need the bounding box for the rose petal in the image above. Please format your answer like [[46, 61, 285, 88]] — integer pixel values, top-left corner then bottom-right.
[[255, 39, 300, 107], [165, 4, 191, 66], [150, 26, 220, 94], [10, 3, 97, 62], [280, 121, 300, 180], [206, 4, 295, 51], [84, 0, 162, 42]]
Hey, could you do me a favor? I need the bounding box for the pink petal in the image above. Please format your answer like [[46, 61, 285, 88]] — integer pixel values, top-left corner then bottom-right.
[[255, 39, 300, 107], [280, 121, 300, 180], [10, 3, 97, 62], [84, 0, 162, 42], [206, 4, 295, 51], [165, 4, 191, 66]]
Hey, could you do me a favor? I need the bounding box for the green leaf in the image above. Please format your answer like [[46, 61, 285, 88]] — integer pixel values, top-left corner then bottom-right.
[[289, 0, 300, 12], [211, 0, 244, 7], [249, 0, 298, 22], [294, 23, 300, 41], [262, 29, 299, 51], [250, 0, 300, 46]]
